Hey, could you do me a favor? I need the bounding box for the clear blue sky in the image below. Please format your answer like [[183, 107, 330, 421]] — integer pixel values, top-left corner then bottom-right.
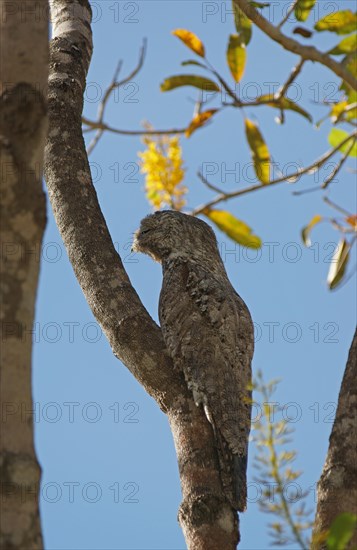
[[35, 1, 356, 548]]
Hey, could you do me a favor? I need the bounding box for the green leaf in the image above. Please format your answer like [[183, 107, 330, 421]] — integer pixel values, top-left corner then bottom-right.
[[160, 75, 220, 92], [172, 29, 205, 57], [327, 513, 357, 549], [203, 209, 262, 248], [232, 0, 252, 44], [301, 215, 322, 247], [181, 60, 207, 68], [315, 10, 357, 35], [245, 119, 270, 184], [327, 239, 350, 290], [294, 0, 316, 22], [328, 129, 357, 156], [329, 34, 357, 55], [227, 35, 247, 82], [259, 94, 313, 122]]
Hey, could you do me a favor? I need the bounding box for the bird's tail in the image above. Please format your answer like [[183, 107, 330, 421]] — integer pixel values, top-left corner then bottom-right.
[[233, 454, 248, 512], [215, 430, 248, 512]]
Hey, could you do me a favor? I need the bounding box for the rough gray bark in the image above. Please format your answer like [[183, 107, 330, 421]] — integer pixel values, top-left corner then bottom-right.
[[44, 0, 239, 547], [313, 329, 357, 548], [0, 1, 48, 548]]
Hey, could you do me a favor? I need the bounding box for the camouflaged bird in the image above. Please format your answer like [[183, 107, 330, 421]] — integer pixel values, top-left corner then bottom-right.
[[132, 210, 254, 511]]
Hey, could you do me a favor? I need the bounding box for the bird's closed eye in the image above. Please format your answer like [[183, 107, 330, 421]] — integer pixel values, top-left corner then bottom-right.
[[140, 229, 152, 235]]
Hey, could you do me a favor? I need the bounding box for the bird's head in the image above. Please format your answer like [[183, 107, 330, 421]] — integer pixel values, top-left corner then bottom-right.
[[132, 210, 219, 264]]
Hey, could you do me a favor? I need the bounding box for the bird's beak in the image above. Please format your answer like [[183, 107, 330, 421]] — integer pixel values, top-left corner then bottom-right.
[[131, 232, 139, 253]]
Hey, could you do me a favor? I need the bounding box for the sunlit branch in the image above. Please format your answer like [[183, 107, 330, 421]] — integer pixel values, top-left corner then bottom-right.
[[192, 131, 357, 215], [233, 0, 357, 90]]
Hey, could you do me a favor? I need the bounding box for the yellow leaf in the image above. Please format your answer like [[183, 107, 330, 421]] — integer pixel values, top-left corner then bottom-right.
[[301, 214, 322, 247], [160, 75, 220, 92], [294, 0, 316, 22], [346, 215, 357, 229], [329, 33, 357, 55], [327, 239, 350, 290], [203, 209, 262, 249], [315, 10, 357, 35], [172, 29, 205, 57], [245, 119, 270, 184], [227, 34, 246, 83], [185, 109, 218, 138]]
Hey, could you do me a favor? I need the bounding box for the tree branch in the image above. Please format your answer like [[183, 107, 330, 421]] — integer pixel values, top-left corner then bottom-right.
[[86, 40, 147, 154], [313, 329, 357, 548], [233, 0, 357, 90], [276, 58, 305, 99], [44, 1, 239, 547], [82, 118, 187, 137], [192, 131, 357, 215], [321, 139, 356, 189]]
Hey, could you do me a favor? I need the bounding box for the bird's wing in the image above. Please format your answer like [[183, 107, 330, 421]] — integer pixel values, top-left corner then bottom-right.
[[159, 260, 254, 457]]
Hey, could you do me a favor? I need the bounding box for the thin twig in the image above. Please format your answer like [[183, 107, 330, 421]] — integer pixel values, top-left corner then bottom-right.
[[83, 118, 187, 136], [85, 39, 147, 154], [197, 172, 225, 194], [278, 0, 299, 29], [323, 197, 353, 217], [292, 185, 321, 196], [276, 58, 305, 99], [322, 139, 356, 189], [205, 59, 241, 105], [233, 0, 357, 90], [192, 131, 357, 215]]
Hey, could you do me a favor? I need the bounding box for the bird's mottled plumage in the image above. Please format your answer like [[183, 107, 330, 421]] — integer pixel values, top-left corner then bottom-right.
[[133, 210, 254, 511]]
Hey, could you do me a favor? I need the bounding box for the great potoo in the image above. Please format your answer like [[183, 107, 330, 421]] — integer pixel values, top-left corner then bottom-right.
[[132, 210, 254, 511]]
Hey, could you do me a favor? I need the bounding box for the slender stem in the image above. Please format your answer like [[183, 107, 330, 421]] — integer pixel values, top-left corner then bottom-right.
[[192, 131, 357, 215], [322, 138, 356, 189], [277, 0, 299, 29], [233, 0, 357, 90], [323, 197, 353, 217], [83, 118, 187, 136], [276, 58, 305, 99], [197, 171, 225, 194], [262, 387, 308, 550], [205, 58, 241, 104], [86, 39, 147, 154]]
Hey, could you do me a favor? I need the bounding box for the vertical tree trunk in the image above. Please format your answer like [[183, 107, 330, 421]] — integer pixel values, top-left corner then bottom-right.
[[0, 1, 48, 547], [313, 329, 357, 548], [44, 1, 240, 546]]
